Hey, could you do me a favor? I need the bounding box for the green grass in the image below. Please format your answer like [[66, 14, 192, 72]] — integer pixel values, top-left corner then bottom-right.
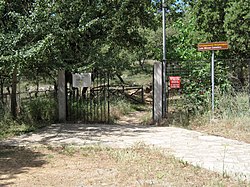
[[110, 98, 135, 121], [0, 117, 34, 140], [121, 71, 152, 86], [215, 91, 249, 119], [186, 90, 250, 143]]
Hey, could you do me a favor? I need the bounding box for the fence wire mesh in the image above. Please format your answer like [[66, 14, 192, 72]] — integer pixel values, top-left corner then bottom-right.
[[166, 59, 250, 125]]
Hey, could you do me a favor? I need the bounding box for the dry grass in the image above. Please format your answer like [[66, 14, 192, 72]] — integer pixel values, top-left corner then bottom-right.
[[1, 145, 249, 187], [190, 115, 250, 143], [167, 91, 250, 144]]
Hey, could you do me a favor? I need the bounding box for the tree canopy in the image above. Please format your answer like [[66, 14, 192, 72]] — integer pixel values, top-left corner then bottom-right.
[[0, 0, 248, 76]]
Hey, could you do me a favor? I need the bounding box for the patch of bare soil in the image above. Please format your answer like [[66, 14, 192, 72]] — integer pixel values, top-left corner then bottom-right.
[[0, 145, 249, 187]]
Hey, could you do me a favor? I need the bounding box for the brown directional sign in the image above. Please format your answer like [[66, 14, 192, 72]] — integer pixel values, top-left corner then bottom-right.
[[198, 42, 229, 51]]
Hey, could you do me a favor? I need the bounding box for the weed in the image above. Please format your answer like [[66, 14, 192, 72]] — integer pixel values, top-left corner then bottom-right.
[[21, 97, 57, 122], [141, 111, 153, 125], [61, 146, 78, 156], [110, 98, 134, 121], [0, 115, 35, 140], [215, 89, 249, 119], [108, 148, 140, 162], [47, 154, 54, 159], [222, 144, 228, 178]]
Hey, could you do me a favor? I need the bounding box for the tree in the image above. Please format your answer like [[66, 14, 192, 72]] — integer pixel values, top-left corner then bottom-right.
[[0, 0, 157, 117], [224, 0, 250, 59]]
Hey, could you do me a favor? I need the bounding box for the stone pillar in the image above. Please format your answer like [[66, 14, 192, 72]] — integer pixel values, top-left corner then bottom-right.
[[153, 62, 163, 123], [58, 69, 66, 122]]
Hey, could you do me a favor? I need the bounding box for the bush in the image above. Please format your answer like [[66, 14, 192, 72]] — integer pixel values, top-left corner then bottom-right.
[[22, 97, 57, 122], [180, 60, 231, 115]]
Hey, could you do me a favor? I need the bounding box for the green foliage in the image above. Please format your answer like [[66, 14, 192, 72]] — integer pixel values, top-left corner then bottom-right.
[[190, 0, 228, 42], [187, 0, 249, 60], [224, 0, 250, 58], [22, 97, 57, 122], [182, 63, 210, 113], [170, 17, 204, 60], [0, 0, 158, 74], [0, 115, 35, 140], [178, 60, 231, 114]]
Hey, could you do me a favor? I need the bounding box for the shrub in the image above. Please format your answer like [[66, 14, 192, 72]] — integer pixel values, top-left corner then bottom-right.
[[22, 97, 57, 122]]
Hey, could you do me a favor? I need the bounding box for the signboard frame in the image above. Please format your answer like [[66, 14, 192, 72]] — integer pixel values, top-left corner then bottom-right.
[[198, 42, 229, 51]]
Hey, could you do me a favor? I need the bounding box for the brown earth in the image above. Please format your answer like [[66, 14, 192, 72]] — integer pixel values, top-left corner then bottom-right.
[[1, 146, 248, 187], [1, 110, 250, 187]]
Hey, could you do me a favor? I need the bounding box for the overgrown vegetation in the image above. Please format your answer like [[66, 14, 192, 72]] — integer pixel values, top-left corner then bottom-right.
[[110, 98, 134, 121], [21, 97, 57, 122], [0, 96, 57, 140], [168, 87, 250, 143]]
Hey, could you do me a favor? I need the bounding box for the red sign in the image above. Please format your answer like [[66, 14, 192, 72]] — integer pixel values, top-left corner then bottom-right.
[[169, 76, 181, 89], [198, 42, 229, 51]]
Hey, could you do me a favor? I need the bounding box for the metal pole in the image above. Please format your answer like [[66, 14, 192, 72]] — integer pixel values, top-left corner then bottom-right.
[[211, 50, 215, 116], [162, 0, 166, 61], [162, 0, 167, 118]]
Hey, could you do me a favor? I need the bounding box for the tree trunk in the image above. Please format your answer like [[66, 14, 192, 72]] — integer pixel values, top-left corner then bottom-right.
[[11, 64, 18, 119]]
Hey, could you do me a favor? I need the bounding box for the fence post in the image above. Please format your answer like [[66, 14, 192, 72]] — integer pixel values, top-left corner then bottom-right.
[[58, 69, 66, 122], [153, 62, 163, 123]]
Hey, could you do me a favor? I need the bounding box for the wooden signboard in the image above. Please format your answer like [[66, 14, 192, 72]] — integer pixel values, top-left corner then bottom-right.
[[198, 42, 229, 51]]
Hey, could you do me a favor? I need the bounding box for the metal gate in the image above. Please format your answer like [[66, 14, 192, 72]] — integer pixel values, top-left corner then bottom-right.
[[66, 71, 110, 123]]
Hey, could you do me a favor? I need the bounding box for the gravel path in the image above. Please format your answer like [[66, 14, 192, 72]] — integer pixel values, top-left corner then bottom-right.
[[1, 123, 250, 181]]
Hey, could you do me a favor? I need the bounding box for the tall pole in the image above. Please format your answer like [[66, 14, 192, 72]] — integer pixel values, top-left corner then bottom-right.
[[211, 50, 215, 116], [162, 0, 167, 118]]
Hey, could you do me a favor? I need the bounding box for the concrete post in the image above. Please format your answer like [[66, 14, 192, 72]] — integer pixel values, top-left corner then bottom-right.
[[58, 69, 66, 122], [153, 62, 163, 123]]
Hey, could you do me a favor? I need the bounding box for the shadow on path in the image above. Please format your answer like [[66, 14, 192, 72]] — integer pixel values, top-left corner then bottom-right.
[[0, 123, 157, 147], [0, 146, 47, 186]]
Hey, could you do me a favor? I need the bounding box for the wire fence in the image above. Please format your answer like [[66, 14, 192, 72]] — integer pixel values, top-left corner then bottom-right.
[[166, 59, 250, 124]]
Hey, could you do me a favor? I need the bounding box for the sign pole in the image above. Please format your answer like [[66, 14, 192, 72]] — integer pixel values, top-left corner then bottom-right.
[[211, 50, 215, 116], [198, 41, 229, 117]]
